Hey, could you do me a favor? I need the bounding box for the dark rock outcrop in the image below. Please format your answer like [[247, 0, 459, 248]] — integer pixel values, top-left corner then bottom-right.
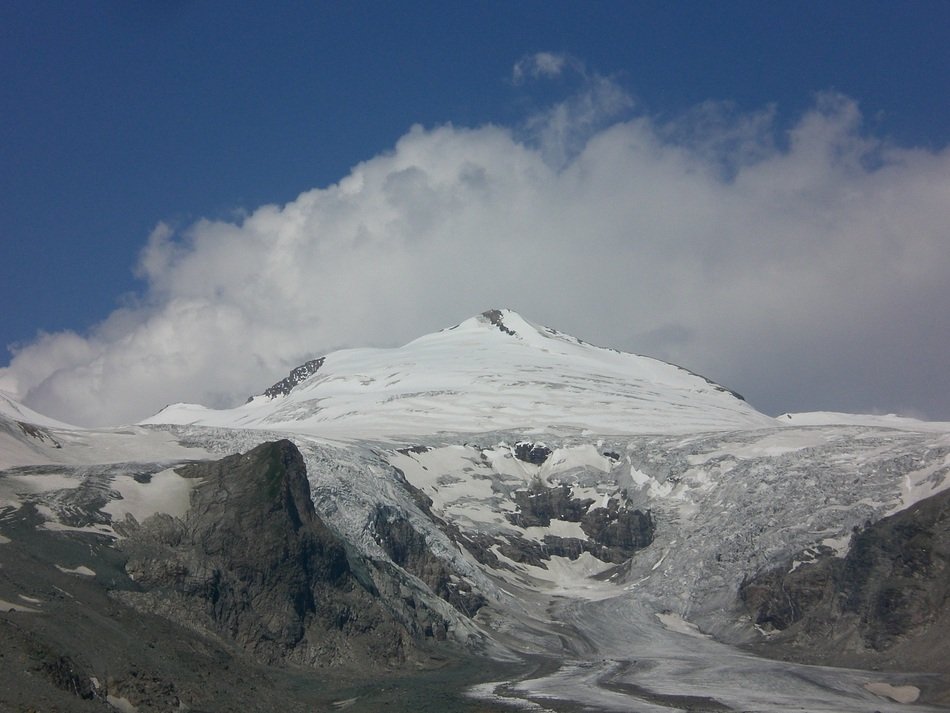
[[372, 507, 486, 620], [740, 487, 950, 672], [120, 440, 435, 667], [507, 481, 593, 528], [581, 502, 655, 563], [506, 480, 655, 564], [481, 308, 517, 336], [493, 535, 549, 567], [514, 441, 552, 465], [259, 357, 326, 400], [16, 421, 62, 448]]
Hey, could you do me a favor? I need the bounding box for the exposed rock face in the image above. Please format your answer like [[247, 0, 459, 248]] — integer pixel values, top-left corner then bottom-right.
[[372, 506, 486, 620], [580, 500, 656, 563], [39, 651, 98, 700], [260, 357, 326, 399], [513, 441, 552, 465], [740, 487, 950, 672], [507, 481, 593, 527], [506, 479, 655, 564], [120, 440, 437, 667], [481, 308, 517, 336], [16, 421, 62, 448]]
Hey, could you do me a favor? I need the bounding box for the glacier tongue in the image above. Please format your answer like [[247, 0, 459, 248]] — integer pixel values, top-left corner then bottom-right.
[[142, 309, 775, 437]]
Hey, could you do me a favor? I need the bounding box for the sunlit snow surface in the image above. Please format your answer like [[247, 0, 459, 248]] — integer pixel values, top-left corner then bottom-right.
[[141, 310, 775, 437], [780, 410, 950, 433], [283, 422, 949, 712]]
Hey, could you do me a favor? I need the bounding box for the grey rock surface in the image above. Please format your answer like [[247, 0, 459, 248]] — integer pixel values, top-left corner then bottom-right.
[[741, 487, 950, 676], [120, 439, 452, 668]]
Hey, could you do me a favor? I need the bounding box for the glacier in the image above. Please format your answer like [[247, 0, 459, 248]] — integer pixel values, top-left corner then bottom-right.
[[2, 309, 949, 712]]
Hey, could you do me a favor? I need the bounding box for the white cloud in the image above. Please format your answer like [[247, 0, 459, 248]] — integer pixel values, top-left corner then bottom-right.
[[512, 51, 574, 84], [523, 73, 634, 169], [513, 52, 635, 168], [2, 86, 949, 426]]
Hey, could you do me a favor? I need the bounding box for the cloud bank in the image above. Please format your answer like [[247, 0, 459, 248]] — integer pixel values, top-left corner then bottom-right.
[[3, 65, 949, 426]]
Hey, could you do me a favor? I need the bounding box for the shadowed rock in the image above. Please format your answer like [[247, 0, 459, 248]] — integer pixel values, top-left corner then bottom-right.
[[120, 440, 442, 668], [258, 358, 326, 400], [740, 487, 950, 672]]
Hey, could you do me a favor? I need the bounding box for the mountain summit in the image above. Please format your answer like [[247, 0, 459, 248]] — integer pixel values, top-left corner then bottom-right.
[[143, 309, 772, 436]]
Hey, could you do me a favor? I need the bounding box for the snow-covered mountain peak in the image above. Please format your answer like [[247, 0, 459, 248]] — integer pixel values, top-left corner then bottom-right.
[[144, 310, 774, 437], [446, 308, 542, 339], [421, 308, 566, 349], [408, 308, 626, 362]]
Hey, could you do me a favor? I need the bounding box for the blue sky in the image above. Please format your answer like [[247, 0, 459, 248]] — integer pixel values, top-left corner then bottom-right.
[[2, 2, 949, 425]]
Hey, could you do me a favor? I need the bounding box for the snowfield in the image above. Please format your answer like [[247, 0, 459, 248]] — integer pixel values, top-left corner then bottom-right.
[[142, 310, 775, 437]]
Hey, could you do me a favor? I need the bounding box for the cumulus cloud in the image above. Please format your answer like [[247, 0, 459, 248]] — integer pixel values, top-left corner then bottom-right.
[[2, 74, 949, 426]]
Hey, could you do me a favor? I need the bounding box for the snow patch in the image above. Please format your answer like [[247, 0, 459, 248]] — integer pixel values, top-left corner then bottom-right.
[[103, 468, 197, 524], [41, 519, 115, 537], [864, 682, 920, 704], [821, 535, 852, 557], [651, 546, 672, 571], [521, 554, 616, 598], [541, 445, 612, 477], [655, 611, 710, 639], [896, 461, 950, 513], [106, 694, 139, 713], [0, 597, 41, 613], [30, 503, 114, 536], [524, 519, 587, 540], [630, 467, 652, 488], [55, 564, 95, 577]]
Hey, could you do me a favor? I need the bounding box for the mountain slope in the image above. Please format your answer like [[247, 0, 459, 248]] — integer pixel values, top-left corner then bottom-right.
[[143, 309, 773, 437], [5, 310, 950, 711]]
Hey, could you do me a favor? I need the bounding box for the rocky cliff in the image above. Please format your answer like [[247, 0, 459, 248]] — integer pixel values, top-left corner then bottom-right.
[[119, 440, 454, 668], [740, 487, 950, 674]]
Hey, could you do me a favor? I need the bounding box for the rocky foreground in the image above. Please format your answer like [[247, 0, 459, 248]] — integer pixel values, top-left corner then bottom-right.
[[0, 441, 511, 712], [2, 432, 949, 711]]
